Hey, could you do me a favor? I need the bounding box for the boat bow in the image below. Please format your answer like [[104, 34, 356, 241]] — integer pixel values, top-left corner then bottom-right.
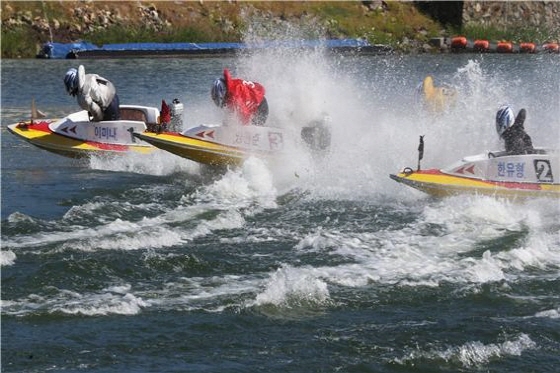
[[391, 149, 560, 199]]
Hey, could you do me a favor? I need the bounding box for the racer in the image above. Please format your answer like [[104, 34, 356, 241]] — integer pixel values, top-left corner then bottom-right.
[[495, 105, 534, 155], [211, 68, 268, 126], [415, 75, 457, 113], [64, 65, 120, 121]]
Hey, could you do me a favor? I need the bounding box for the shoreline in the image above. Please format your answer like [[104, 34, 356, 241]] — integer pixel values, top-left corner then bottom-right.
[[36, 37, 559, 60]]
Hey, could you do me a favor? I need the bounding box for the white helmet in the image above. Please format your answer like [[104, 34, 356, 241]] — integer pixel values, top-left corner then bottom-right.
[[64, 68, 78, 96], [211, 78, 226, 108], [495, 105, 515, 138]]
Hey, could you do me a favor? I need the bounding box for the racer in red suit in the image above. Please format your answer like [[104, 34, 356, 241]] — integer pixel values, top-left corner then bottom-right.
[[211, 69, 269, 126]]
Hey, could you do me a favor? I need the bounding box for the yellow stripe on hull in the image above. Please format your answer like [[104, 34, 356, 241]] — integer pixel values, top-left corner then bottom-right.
[[390, 171, 560, 199], [134, 132, 258, 167], [8, 122, 155, 159]]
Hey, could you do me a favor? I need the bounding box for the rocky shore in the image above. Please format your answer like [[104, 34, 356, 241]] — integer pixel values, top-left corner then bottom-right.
[[1, 1, 445, 58], [2, 1, 558, 59], [463, 1, 560, 31], [3, 2, 187, 41]]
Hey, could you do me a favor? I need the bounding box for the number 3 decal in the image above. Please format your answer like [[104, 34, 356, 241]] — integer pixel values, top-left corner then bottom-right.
[[534, 160, 554, 182], [242, 80, 255, 88]]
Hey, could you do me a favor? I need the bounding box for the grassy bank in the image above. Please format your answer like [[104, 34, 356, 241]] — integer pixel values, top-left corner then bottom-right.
[[2, 1, 556, 59], [2, 1, 445, 58]]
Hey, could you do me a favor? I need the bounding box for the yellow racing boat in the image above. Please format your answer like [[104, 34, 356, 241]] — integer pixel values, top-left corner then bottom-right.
[[7, 104, 162, 158], [416, 75, 457, 113], [133, 119, 331, 167], [391, 148, 560, 199]]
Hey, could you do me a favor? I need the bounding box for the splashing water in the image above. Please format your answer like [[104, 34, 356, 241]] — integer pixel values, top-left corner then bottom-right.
[[208, 43, 559, 201], [395, 333, 537, 368]]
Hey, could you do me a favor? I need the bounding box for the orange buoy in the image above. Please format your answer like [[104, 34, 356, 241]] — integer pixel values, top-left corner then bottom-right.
[[496, 41, 513, 53], [519, 42, 536, 53], [473, 39, 490, 52], [451, 36, 468, 49], [543, 42, 559, 53]]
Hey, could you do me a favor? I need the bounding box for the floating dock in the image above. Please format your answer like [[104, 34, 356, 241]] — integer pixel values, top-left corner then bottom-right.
[[36, 39, 392, 59]]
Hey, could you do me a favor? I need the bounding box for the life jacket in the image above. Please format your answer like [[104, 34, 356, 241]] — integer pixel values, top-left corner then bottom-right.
[[223, 69, 266, 125]]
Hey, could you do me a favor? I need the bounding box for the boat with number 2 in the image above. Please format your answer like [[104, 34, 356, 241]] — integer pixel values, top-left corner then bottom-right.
[[390, 147, 560, 199]]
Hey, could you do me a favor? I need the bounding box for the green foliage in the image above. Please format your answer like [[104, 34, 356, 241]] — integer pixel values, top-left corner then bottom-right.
[[3, 1, 558, 59], [87, 25, 237, 46], [462, 24, 559, 44], [1, 27, 40, 59], [2, 1, 447, 58], [312, 3, 353, 19]]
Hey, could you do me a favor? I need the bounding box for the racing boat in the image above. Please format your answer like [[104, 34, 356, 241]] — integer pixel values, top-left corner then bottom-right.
[[7, 103, 165, 158], [390, 144, 560, 199], [416, 75, 457, 113], [132, 117, 331, 167]]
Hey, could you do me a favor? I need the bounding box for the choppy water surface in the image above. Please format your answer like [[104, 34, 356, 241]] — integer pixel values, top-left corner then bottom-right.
[[2, 47, 559, 372]]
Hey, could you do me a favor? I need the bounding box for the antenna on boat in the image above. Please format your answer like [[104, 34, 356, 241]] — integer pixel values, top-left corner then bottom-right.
[[31, 98, 46, 123], [417, 135, 424, 171]]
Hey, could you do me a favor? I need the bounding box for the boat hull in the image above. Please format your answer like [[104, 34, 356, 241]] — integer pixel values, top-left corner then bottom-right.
[[133, 131, 247, 166], [7, 106, 160, 158], [133, 124, 290, 167], [390, 150, 560, 199], [7, 120, 154, 158], [390, 169, 560, 198]]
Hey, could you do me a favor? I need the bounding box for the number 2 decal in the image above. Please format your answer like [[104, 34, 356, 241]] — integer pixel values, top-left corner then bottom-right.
[[534, 160, 554, 182]]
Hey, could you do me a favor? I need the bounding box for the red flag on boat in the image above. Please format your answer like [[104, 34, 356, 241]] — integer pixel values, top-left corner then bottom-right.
[[160, 100, 171, 124]]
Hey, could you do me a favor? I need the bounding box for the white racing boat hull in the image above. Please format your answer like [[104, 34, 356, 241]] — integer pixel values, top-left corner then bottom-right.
[[390, 149, 560, 199], [133, 121, 331, 167], [133, 124, 291, 167], [7, 105, 159, 158]]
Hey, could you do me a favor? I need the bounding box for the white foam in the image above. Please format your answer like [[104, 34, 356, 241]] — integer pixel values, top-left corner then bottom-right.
[[253, 264, 331, 307], [285, 192, 560, 290], [189, 209, 246, 240], [3, 203, 244, 253], [3, 155, 285, 253], [201, 161, 275, 203], [133, 274, 263, 313], [6, 211, 36, 224], [394, 333, 537, 367], [88, 149, 200, 176], [55, 292, 148, 316], [464, 250, 506, 283], [0, 250, 17, 266], [203, 157, 278, 210], [534, 308, 560, 319], [456, 334, 537, 367], [2, 285, 149, 317]]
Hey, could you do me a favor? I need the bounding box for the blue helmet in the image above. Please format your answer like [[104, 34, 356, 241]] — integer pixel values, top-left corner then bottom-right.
[[495, 105, 515, 138], [64, 68, 78, 96], [211, 78, 226, 108]]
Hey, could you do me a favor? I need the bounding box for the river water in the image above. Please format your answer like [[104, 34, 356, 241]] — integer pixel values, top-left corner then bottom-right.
[[1, 47, 559, 372]]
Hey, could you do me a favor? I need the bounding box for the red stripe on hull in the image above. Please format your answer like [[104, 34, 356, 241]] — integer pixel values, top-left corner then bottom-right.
[[20, 121, 52, 132], [18, 121, 132, 152]]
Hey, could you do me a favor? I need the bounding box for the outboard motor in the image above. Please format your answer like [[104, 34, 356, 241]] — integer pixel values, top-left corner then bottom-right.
[[169, 98, 184, 132], [301, 113, 332, 153]]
